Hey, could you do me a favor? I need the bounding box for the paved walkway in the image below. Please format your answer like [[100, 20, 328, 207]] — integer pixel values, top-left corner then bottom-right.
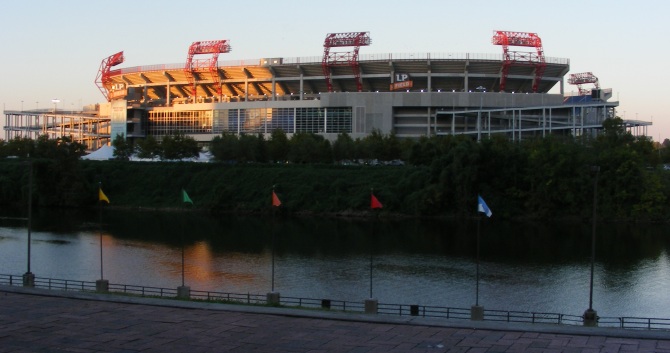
[[1, 286, 669, 352]]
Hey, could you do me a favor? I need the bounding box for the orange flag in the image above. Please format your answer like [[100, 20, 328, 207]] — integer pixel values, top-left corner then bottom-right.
[[272, 191, 282, 207], [370, 193, 383, 209]]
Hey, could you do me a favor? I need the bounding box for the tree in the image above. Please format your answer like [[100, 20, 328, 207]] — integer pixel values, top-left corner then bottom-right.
[[136, 136, 161, 160], [408, 136, 438, 166], [161, 133, 200, 160], [33, 135, 86, 161], [112, 134, 134, 160], [332, 133, 355, 162], [288, 132, 329, 163], [5, 136, 34, 158], [661, 138, 670, 163], [237, 134, 261, 162], [359, 129, 385, 160], [384, 132, 402, 161], [254, 133, 269, 163], [210, 132, 238, 162], [33, 135, 58, 159], [317, 139, 333, 164], [268, 129, 289, 162], [599, 117, 634, 148]]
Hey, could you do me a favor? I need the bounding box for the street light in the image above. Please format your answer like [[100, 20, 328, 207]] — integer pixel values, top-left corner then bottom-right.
[[22, 158, 34, 287], [584, 165, 600, 326], [52, 99, 60, 114]]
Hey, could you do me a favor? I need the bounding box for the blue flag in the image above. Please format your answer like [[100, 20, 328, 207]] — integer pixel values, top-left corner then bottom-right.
[[477, 195, 492, 217]]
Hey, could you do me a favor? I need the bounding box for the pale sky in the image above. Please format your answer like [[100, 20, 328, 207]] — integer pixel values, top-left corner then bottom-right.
[[1, 0, 668, 141]]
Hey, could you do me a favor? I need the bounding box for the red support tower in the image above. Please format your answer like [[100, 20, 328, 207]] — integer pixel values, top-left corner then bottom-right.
[[94, 51, 124, 102], [322, 32, 371, 92], [184, 40, 232, 98], [491, 31, 546, 93], [568, 72, 600, 96]]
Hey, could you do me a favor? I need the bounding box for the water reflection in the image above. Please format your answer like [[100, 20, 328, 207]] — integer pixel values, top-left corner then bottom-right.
[[0, 208, 669, 318]]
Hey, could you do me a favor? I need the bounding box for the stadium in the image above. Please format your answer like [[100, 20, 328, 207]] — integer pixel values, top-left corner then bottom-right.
[[3, 30, 650, 151]]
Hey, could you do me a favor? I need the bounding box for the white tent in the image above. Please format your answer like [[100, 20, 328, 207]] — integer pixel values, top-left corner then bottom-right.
[[81, 145, 115, 160], [82, 144, 213, 162]]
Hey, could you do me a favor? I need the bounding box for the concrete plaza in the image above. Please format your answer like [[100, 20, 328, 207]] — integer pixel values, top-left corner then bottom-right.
[[1, 286, 669, 352]]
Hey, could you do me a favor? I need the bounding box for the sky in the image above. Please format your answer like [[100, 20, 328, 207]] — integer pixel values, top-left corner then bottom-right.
[[1, 0, 668, 142]]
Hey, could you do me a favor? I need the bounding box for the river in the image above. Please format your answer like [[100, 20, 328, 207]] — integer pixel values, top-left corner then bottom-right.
[[0, 208, 669, 318]]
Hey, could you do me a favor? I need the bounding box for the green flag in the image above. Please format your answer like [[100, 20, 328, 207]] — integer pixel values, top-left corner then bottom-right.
[[182, 189, 193, 204]]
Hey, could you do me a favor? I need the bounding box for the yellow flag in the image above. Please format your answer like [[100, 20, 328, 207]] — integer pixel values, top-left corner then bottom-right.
[[99, 188, 110, 203]]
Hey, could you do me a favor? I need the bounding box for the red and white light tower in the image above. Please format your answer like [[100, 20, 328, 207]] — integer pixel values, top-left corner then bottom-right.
[[568, 72, 600, 96], [184, 40, 231, 98], [94, 51, 124, 102], [322, 32, 371, 92], [491, 31, 546, 93]]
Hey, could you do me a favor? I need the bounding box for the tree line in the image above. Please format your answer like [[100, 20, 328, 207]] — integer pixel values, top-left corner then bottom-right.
[[1, 118, 669, 221], [111, 134, 200, 161]]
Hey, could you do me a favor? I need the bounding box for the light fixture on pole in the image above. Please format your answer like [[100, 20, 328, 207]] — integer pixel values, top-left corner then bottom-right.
[[22, 158, 34, 287], [51, 99, 60, 114], [583, 165, 600, 326]]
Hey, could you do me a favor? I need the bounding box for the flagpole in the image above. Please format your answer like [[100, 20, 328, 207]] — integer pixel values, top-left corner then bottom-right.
[[369, 226, 374, 299], [27, 160, 32, 275], [266, 185, 282, 306], [364, 189, 383, 314], [181, 189, 186, 287], [370, 189, 374, 299], [476, 215, 481, 306], [181, 223, 185, 287], [95, 184, 110, 293], [98, 182, 104, 280], [271, 186, 276, 293], [177, 189, 192, 299], [472, 195, 490, 320], [368, 188, 383, 299]]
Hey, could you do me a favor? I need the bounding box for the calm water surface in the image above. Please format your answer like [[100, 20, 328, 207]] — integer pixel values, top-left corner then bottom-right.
[[0, 208, 669, 318]]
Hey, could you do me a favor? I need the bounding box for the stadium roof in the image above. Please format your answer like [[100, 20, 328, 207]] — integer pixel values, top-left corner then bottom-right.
[[104, 52, 569, 102]]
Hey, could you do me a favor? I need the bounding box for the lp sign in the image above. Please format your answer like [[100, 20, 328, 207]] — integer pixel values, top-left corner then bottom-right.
[[395, 74, 410, 82], [390, 73, 413, 91]]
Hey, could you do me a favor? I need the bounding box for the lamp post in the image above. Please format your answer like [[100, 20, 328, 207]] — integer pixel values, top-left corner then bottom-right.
[[22, 158, 34, 287], [52, 99, 60, 114], [584, 165, 600, 326]]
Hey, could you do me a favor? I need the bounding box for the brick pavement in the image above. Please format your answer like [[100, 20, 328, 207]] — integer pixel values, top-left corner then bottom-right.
[[0, 287, 669, 352]]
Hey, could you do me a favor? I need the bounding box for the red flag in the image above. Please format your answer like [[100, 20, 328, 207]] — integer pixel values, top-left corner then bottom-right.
[[370, 193, 383, 209], [272, 191, 282, 207]]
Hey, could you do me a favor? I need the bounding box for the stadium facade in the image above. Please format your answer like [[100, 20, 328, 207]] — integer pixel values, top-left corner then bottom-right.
[[3, 31, 650, 150]]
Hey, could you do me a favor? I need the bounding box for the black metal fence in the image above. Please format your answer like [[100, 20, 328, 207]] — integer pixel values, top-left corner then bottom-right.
[[2, 273, 669, 331]]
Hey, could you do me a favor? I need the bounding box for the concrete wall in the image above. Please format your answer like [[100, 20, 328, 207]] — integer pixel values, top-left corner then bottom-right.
[[318, 92, 566, 135]]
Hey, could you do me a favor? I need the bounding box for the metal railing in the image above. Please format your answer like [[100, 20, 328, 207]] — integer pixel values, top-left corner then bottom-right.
[[110, 52, 570, 74], [1, 273, 668, 330]]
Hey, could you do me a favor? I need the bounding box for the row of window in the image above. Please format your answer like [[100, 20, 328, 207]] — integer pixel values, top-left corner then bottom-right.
[[148, 107, 352, 136]]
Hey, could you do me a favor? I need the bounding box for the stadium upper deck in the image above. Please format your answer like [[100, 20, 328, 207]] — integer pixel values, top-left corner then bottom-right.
[[104, 52, 570, 104]]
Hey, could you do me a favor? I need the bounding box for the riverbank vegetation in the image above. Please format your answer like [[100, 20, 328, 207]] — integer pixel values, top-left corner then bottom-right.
[[0, 118, 669, 222]]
